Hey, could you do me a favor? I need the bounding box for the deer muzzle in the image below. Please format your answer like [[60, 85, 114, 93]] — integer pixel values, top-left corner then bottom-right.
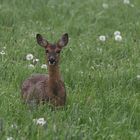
[[48, 57, 56, 65]]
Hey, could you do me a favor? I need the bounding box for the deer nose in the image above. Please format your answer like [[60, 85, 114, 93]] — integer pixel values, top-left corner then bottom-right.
[[49, 56, 56, 65]]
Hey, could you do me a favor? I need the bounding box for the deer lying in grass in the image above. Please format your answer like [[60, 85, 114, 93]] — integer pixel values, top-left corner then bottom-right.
[[21, 33, 69, 107]]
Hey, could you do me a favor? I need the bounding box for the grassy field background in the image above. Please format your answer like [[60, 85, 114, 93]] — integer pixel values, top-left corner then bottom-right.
[[0, 0, 140, 139]]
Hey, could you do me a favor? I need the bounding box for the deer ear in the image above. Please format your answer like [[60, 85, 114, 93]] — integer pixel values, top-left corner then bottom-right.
[[36, 34, 48, 47], [58, 33, 69, 48]]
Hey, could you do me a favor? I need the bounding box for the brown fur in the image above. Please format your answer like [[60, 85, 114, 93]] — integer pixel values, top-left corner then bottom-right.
[[21, 33, 68, 107], [21, 69, 66, 106]]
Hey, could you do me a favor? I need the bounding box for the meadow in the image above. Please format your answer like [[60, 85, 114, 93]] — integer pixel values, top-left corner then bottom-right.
[[0, 0, 140, 139]]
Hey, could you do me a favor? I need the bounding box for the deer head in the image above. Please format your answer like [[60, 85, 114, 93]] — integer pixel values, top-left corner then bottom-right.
[[36, 33, 69, 66]]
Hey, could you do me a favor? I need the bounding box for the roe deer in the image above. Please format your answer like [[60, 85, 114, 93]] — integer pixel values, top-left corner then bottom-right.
[[21, 33, 69, 107]]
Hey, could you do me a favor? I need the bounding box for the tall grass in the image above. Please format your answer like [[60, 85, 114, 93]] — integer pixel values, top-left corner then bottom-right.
[[0, 0, 140, 139]]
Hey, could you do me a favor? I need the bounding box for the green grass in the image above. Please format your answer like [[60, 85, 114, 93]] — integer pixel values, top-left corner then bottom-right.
[[0, 0, 140, 139]]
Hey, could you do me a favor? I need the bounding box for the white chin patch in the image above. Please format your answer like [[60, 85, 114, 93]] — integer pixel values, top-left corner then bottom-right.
[[49, 61, 56, 65]]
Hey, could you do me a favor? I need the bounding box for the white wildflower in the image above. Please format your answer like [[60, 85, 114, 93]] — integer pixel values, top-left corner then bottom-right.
[[115, 35, 122, 42], [102, 3, 109, 9], [33, 58, 39, 64], [28, 64, 35, 69], [0, 50, 5, 55], [130, 4, 134, 7], [33, 58, 39, 62], [114, 31, 121, 36], [123, 0, 130, 4], [11, 123, 18, 129], [26, 53, 34, 61], [7, 137, 14, 140], [33, 118, 46, 126], [136, 75, 140, 80], [99, 35, 106, 42], [41, 64, 47, 69]]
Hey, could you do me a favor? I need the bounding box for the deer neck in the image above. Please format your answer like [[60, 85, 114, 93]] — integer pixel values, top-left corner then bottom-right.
[[48, 65, 61, 91]]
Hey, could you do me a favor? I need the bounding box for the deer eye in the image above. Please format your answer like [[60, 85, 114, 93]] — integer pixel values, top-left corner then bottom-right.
[[56, 50, 61, 54], [45, 50, 49, 53]]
